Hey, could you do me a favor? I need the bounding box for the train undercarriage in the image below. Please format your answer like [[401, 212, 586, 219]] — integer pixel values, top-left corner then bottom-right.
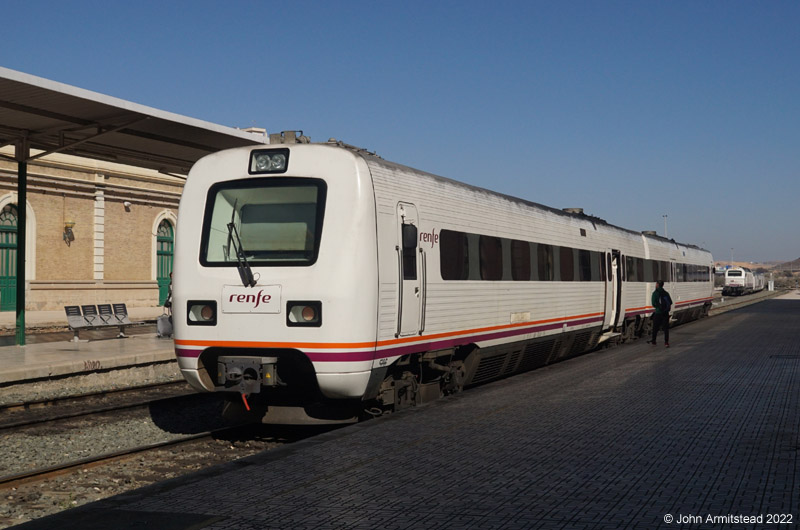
[[205, 305, 711, 425]]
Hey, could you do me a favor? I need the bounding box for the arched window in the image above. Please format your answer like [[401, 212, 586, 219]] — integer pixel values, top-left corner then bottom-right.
[[0, 205, 18, 312], [156, 220, 174, 306]]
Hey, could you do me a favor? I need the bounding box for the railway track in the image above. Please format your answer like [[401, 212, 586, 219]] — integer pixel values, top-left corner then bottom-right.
[[0, 380, 194, 430], [0, 404, 325, 529], [0, 425, 236, 490], [0, 386, 233, 490]]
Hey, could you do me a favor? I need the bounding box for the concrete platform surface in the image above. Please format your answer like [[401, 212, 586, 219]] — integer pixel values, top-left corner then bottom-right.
[[0, 332, 175, 385], [15, 296, 799, 529], [0, 306, 172, 385]]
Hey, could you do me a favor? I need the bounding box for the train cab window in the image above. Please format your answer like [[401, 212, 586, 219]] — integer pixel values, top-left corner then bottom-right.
[[201, 177, 327, 267], [440, 230, 469, 280], [479, 235, 503, 281], [511, 240, 531, 281], [402, 223, 417, 280]]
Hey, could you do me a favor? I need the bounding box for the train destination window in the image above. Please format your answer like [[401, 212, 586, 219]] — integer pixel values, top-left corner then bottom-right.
[[200, 177, 326, 267]]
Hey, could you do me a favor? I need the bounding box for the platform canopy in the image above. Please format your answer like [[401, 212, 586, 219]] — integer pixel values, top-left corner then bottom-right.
[[0, 66, 267, 174], [0, 66, 269, 345]]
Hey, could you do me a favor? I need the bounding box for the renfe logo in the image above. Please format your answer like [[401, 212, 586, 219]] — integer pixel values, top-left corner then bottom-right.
[[419, 228, 439, 248], [222, 285, 281, 314], [230, 290, 272, 308]]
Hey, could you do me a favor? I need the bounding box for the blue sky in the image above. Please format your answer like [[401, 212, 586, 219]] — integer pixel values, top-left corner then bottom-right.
[[2, 1, 798, 262]]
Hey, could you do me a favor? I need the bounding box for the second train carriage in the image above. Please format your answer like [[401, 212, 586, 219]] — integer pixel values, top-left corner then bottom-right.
[[173, 139, 714, 423], [722, 267, 765, 296]]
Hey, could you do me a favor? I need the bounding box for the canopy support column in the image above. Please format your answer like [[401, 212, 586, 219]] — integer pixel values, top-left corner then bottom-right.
[[15, 139, 27, 346]]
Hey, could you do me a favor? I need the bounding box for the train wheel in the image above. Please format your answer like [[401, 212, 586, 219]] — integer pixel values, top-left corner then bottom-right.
[[622, 321, 636, 342], [641, 318, 653, 339]]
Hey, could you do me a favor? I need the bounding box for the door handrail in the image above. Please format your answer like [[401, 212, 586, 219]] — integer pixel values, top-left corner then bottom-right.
[[395, 245, 402, 338]]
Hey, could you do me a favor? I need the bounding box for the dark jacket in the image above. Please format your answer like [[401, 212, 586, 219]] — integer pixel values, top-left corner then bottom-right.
[[651, 287, 672, 315]]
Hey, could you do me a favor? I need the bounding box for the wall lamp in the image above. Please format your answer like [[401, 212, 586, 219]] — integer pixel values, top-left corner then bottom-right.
[[63, 220, 75, 246]]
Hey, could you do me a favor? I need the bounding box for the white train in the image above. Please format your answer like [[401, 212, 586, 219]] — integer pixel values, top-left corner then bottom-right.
[[722, 267, 765, 296], [173, 139, 714, 423]]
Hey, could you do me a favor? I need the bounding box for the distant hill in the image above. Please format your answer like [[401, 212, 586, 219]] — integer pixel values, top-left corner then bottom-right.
[[714, 259, 800, 271], [714, 260, 771, 270], [772, 258, 800, 271]]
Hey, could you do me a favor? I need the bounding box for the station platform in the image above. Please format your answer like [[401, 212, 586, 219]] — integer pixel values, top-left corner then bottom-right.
[[0, 306, 171, 386], [15, 293, 799, 529]]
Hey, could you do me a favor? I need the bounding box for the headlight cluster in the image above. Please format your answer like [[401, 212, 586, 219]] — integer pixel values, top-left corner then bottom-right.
[[187, 301, 217, 326], [287, 301, 322, 327], [249, 148, 289, 174]]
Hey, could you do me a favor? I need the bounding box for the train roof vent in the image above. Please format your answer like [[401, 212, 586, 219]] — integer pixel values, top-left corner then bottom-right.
[[269, 130, 311, 144], [642, 230, 658, 236], [325, 138, 382, 159], [563, 208, 584, 215]]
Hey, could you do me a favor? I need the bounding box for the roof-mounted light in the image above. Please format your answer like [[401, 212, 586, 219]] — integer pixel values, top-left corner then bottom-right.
[[249, 148, 289, 174]]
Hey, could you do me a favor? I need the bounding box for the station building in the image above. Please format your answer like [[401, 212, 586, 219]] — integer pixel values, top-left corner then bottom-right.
[[0, 146, 182, 312]]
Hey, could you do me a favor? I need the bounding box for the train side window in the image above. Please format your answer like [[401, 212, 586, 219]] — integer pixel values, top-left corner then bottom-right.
[[479, 235, 503, 281], [440, 230, 469, 280], [591, 251, 602, 281], [625, 256, 636, 282], [644, 259, 655, 283], [511, 240, 531, 281], [538, 244, 554, 281], [560, 246, 575, 282], [578, 249, 592, 281], [401, 223, 417, 280], [636, 258, 645, 282]]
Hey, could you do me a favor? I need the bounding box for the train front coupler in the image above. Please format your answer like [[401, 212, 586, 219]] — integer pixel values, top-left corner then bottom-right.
[[216, 356, 280, 394]]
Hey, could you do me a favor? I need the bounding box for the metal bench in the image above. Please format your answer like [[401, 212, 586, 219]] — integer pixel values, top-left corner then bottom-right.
[[64, 303, 136, 341]]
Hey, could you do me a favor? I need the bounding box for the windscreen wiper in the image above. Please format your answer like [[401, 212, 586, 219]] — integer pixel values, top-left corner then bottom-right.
[[226, 221, 256, 287]]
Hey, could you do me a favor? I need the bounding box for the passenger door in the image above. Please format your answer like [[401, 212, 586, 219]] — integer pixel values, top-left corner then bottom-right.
[[604, 250, 622, 330], [396, 203, 422, 337]]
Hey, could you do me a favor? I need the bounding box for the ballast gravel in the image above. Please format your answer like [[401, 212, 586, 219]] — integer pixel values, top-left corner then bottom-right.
[[0, 362, 324, 529]]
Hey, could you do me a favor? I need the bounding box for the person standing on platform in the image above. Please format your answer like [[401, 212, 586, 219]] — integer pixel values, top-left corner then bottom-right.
[[649, 280, 672, 347]]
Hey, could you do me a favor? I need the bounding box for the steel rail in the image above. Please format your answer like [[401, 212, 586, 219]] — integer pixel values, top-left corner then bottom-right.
[[0, 425, 244, 490]]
